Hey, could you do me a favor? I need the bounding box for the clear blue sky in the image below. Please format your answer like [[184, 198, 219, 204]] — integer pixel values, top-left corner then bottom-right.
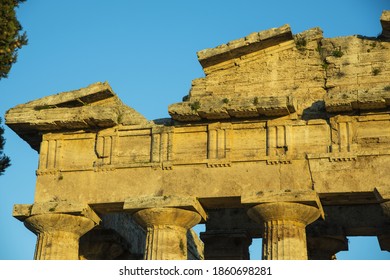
[[1, 0, 390, 260]]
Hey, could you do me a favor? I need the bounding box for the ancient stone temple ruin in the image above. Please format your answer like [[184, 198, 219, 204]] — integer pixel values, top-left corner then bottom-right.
[[6, 11, 390, 260]]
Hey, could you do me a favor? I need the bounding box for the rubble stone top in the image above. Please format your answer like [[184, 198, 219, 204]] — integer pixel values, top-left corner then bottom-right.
[[197, 24, 293, 69], [6, 82, 148, 151]]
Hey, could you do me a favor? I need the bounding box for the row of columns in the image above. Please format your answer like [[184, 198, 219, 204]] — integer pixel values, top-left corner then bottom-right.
[[22, 200, 390, 260]]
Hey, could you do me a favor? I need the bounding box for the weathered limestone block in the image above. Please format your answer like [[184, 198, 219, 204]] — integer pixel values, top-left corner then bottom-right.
[[133, 208, 201, 260], [325, 90, 390, 112], [247, 202, 321, 260], [169, 96, 297, 121], [322, 25, 390, 114], [197, 24, 293, 69], [170, 12, 390, 122], [170, 25, 326, 122], [5, 82, 148, 150]]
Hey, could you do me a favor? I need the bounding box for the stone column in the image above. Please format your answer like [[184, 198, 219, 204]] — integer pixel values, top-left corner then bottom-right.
[[133, 207, 201, 260], [307, 236, 348, 260], [201, 230, 252, 260], [247, 202, 321, 260], [24, 213, 97, 260]]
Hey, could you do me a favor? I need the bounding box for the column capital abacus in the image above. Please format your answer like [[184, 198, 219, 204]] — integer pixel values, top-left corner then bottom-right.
[[244, 194, 323, 260], [14, 202, 100, 260], [124, 195, 206, 260], [247, 202, 322, 226]]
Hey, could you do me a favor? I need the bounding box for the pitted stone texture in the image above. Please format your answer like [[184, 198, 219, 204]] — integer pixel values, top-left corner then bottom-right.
[[5, 82, 148, 150], [170, 12, 390, 122], [24, 213, 96, 260], [197, 24, 293, 69], [247, 202, 321, 260], [169, 26, 325, 121], [133, 208, 201, 260]]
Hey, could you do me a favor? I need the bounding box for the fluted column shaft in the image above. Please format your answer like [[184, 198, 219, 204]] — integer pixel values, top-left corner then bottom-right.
[[133, 208, 201, 260], [24, 213, 96, 260], [248, 202, 321, 260], [263, 219, 307, 260]]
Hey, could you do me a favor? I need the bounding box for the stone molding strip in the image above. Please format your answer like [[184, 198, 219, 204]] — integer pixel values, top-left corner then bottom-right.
[[169, 96, 296, 122], [13, 202, 101, 225], [123, 195, 207, 222]]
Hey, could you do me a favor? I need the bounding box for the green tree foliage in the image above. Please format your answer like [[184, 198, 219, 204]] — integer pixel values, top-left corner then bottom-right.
[[0, 118, 11, 175], [0, 0, 27, 175], [0, 0, 27, 79]]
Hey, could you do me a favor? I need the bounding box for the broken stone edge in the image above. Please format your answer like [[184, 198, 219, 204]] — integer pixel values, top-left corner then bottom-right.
[[5, 82, 148, 151]]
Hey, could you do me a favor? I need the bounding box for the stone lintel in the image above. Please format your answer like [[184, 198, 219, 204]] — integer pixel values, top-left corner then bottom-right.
[[123, 196, 207, 221], [241, 190, 324, 219], [13, 202, 101, 224], [380, 10, 390, 38], [324, 90, 390, 113], [197, 24, 293, 69]]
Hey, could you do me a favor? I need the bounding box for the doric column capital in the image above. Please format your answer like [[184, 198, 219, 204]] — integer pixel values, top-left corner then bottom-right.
[[247, 201, 322, 260], [133, 207, 201, 260], [247, 202, 321, 226], [133, 207, 201, 230], [14, 202, 100, 260], [24, 213, 98, 260], [25, 213, 96, 236]]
